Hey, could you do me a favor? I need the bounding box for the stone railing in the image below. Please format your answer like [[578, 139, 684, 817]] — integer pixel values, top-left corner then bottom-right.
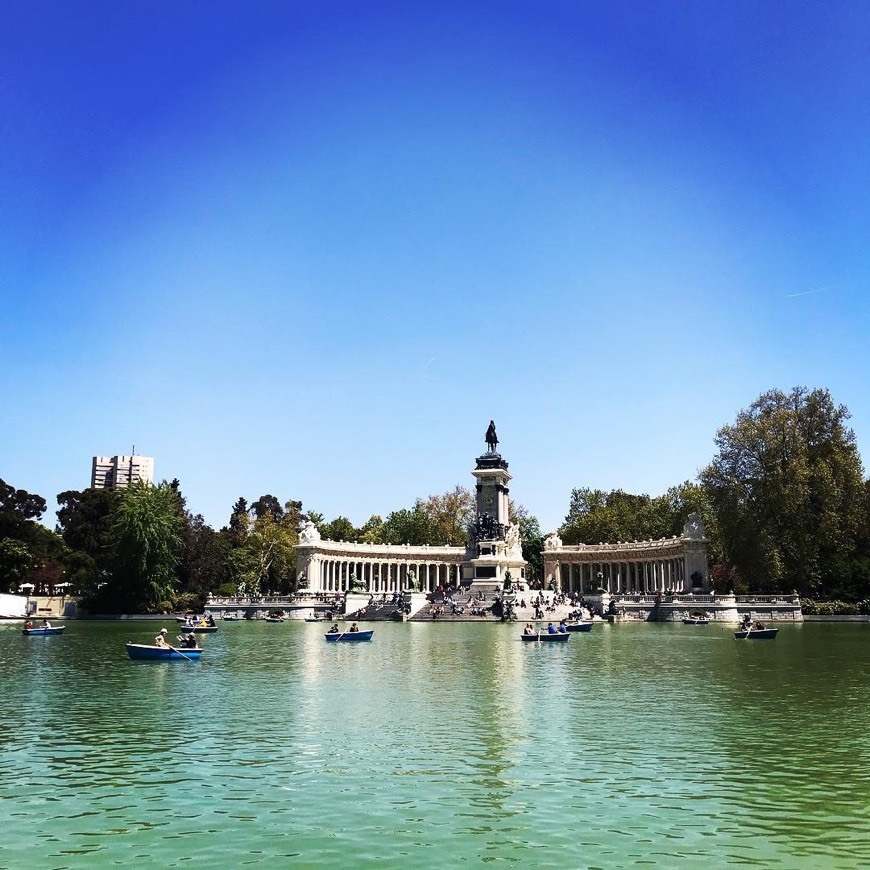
[[735, 594, 801, 604], [554, 536, 691, 555], [206, 593, 342, 606], [296, 539, 465, 557]]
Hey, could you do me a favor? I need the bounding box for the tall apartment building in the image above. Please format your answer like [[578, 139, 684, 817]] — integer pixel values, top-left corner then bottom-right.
[[91, 455, 154, 489]]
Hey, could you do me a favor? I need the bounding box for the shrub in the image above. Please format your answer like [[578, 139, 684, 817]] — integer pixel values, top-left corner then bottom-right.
[[800, 599, 865, 616]]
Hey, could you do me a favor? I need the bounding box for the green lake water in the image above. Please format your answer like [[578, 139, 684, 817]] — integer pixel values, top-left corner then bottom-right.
[[2, 620, 870, 868]]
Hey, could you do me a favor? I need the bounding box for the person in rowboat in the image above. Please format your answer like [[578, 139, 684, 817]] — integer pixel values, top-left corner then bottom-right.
[[177, 632, 197, 648], [327, 624, 340, 633], [523, 623, 536, 636], [154, 628, 169, 647], [41, 619, 52, 629], [349, 623, 359, 633]]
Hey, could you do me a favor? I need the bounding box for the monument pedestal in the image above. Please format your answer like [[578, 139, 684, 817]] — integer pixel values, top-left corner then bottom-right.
[[464, 449, 528, 590]]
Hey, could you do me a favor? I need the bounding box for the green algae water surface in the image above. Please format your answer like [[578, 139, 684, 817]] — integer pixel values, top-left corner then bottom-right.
[[2, 620, 870, 868]]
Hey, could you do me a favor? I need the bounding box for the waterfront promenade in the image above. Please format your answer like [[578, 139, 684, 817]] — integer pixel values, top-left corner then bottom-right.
[[204, 589, 803, 623]]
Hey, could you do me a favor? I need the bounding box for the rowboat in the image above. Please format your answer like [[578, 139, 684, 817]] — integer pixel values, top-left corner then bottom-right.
[[734, 627, 778, 640], [324, 630, 374, 642], [565, 622, 593, 632], [305, 617, 325, 622], [264, 617, 285, 623], [682, 618, 710, 626], [126, 643, 202, 661], [180, 625, 218, 633], [23, 626, 66, 636], [521, 632, 569, 643]]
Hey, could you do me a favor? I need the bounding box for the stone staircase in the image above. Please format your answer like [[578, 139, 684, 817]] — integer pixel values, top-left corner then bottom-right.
[[345, 598, 410, 622], [408, 586, 506, 622]]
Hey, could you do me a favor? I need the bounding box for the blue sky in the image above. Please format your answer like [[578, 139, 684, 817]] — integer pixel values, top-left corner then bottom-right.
[[2, 1, 869, 534]]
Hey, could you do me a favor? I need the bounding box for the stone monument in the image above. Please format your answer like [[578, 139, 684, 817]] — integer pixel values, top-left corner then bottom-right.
[[465, 422, 527, 591]]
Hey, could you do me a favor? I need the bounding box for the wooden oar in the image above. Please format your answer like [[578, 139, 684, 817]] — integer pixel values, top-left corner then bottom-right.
[[744, 620, 752, 639], [167, 643, 194, 662]]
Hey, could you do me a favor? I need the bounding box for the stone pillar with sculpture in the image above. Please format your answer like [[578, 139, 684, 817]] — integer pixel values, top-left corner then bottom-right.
[[466, 422, 527, 592], [682, 513, 709, 592]]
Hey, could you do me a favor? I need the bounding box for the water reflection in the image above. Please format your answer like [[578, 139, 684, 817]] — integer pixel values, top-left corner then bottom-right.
[[2, 620, 870, 866]]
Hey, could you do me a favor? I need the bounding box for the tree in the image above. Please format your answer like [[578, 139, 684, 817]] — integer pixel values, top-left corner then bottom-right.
[[321, 516, 358, 542], [56, 488, 118, 564], [0, 538, 35, 591], [560, 488, 671, 544], [179, 513, 230, 597], [226, 497, 250, 548], [700, 387, 865, 595], [419, 486, 474, 545], [106, 481, 184, 611], [358, 514, 386, 544], [233, 511, 298, 595], [251, 494, 284, 522], [512, 504, 544, 583], [382, 506, 431, 545], [0, 479, 46, 540]]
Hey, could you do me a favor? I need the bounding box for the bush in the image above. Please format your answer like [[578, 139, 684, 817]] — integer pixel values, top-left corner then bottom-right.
[[172, 591, 206, 613], [800, 599, 870, 616]]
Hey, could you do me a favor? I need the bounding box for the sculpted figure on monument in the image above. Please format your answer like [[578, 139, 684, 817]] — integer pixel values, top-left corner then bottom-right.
[[485, 420, 498, 454], [476, 512, 495, 540], [505, 522, 522, 557], [683, 513, 705, 540], [544, 531, 562, 551], [299, 519, 321, 544]]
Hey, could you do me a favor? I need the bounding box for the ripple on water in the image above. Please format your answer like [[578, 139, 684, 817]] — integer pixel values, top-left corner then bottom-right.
[[2, 621, 870, 866]]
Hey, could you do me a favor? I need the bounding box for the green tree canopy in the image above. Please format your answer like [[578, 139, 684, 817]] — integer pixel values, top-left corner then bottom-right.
[[105, 481, 184, 612], [0, 478, 46, 539], [700, 387, 866, 595], [56, 487, 119, 561], [251, 494, 284, 522], [419, 486, 474, 546], [560, 488, 672, 545], [320, 516, 358, 542], [0, 538, 35, 591]]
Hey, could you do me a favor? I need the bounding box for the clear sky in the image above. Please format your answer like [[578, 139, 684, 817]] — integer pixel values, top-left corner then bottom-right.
[[3, 1, 869, 534]]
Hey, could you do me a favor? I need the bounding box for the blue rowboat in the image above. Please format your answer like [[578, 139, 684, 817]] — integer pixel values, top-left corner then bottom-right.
[[565, 622, 593, 632], [324, 630, 374, 642], [521, 632, 569, 643], [23, 626, 66, 636], [126, 643, 202, 661], [734, 627, 778, 640], [683, 618, 710, 625]]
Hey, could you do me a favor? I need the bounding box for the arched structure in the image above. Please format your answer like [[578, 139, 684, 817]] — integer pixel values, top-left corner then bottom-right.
[[294, 431, 709, 601], [296, 538, 465, 594], [542, 514, 709, 594]]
